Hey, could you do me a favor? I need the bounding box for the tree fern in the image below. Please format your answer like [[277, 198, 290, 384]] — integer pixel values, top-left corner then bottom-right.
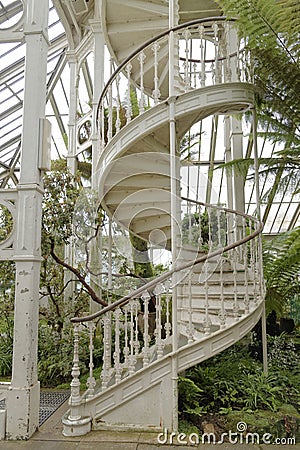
[[216, 0, 300, 198], [262, 227, 300, 316]]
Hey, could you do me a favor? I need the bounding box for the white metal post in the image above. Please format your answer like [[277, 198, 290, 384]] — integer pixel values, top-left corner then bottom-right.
[[252, 108, 268, 374], [90, 18, 105, 314], [6, 0, 49, 439], [169, 0, 179, 433]]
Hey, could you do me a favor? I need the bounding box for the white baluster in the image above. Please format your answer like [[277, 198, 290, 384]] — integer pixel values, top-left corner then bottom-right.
[[204, 263, 211, 334], [138, 51, 146, 114], [128, 299, 138, 374], [198, 25, 206, 87], [212, 22, 220, 84], [108, 72, 113, 142], [100, 106, 105, 150], [217, 208, 222, 249], [219, 259, 226, 328], [187, 271, 194, 343], [152, 42, 161, 104], [69, 324, 81, 417], [154, 283, 164, 358], [123, 304, 130, 367], [164, 281, 172, 338], [115, 73, 121, 133], [133, 299, 140, 356], [141, 291, 151, 367], [183, 29, 191, 91], [126, 62, 132, 124], [224, 22, 232, 82], [243, 234, 250, 314], [113, 308, 122, 383], [86, 322, 96, 398], [101, 314, 111, 390], [232, 246, 240, 318]]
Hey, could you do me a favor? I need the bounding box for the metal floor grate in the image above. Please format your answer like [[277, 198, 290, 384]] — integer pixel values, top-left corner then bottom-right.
[[0, 390, 70, 426], [39, 391, 70, 426]]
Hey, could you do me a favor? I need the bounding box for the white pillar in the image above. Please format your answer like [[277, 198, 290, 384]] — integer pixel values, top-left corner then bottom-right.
[[6, 0, 49, 439], [169, 0, 180, 433], [230, 117, 245, 213], [64, 51, 78, 304], [89, 18, 105, 314]]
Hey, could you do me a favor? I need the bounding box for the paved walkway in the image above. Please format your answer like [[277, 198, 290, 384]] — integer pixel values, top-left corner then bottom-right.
[[0, 400, 298, 449]]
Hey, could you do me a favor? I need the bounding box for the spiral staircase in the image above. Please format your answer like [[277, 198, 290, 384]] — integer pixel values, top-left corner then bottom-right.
[[62, 0, 265, 437]]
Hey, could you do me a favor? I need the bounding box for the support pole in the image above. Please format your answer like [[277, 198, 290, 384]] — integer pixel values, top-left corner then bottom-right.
[[252, 107, 268, 375], [169, 0, 179, 433], [6, 0, 49, 439]]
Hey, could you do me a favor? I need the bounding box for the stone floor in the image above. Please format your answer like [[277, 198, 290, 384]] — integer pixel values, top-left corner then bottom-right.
[[0, 399, 299, 449]]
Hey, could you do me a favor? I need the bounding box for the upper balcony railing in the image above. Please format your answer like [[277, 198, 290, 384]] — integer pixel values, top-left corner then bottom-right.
[[96, 17, 253, 151]]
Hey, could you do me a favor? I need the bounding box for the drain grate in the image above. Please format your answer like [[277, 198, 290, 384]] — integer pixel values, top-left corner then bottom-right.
[[0, 390, 69, 426], [39, 391, 70, 426]]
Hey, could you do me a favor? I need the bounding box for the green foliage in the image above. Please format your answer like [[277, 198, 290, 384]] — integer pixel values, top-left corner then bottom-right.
[[181, 208, 227, 249], [262, 228, 300, 317], [0, 205, 13, 243], [179, 334, 300, 428], [216, 0, 300, 199], [38, 324, 103, 386], [42, 159, 82, 251], [0, 293, 14, 377]]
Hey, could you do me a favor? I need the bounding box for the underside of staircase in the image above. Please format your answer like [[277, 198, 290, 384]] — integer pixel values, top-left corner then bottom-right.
[[62, 0, 265, 437]]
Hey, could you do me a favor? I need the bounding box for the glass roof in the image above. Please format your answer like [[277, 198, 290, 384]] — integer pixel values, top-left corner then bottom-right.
[[0, 0, 299, 234]]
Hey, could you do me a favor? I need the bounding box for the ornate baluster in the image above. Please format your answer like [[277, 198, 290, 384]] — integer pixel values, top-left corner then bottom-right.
[[253, 235, 259, 305], [232, 246, 240, 318], [123, 304, 130, 367], [128, 299, 138, 374], [243, 231, 250, 314], [217, 208, 222, 249], [224, 22, 232, 82], [183, 29, 191, 91], [100, 106, 105, 150], [187, 271, 194, 343], [113, 308, 122, 383], [69, 323, 81, 419], [193, 61, 197, 88], [134, 299, 140, 356], [198, 24, 206, 87], [115, 73, 121, 133], [125, 62, 132, 124], [198, 204, 203, 249], [154, 283, 164, 358], [138, 51, 146, 114], [211, 61, 215, 85], [107, 70, 113, 142], [236, 37, 241, 81], [212, 22, 220, 84], [86, 322, 96, 398], [152, 42, 161, 104], [101, 314, 111, 390], [207, 206, 213, 252], [188, 201, 192, 244], [164, 281, 172, 338], [219, 259, 226, 328], [204, 263, 211, 334], [141, 291, 151, 367], [249, 221, 257, 306]]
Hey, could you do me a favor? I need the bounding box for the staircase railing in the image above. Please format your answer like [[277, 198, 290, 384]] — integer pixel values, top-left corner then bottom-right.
[[96, 17, 252, 154], [66, 198, 264, 418]]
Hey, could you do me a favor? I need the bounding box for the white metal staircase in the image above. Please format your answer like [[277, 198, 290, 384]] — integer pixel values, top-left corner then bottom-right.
[[62, 7, 265, 437]]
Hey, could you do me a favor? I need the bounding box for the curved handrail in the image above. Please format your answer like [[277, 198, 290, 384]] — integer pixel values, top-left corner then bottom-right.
[[96, 16, 235, 125], [71, 197, 263, 323]]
